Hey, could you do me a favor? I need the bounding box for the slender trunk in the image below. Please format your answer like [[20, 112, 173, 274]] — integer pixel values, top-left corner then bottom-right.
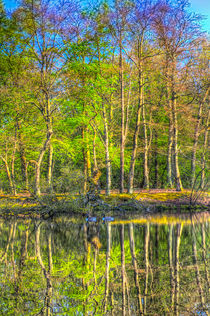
[[171, 61, 182, 191], [82, 128, 91, 194], [83, 128, 87, 194], [86, 130, 91, 181], [142, 100, 149, 189], [191, 88, 209, 187], [16, 119, 29, 191], [166, 60, 173, 188], [201, 106, 209, 189], [1, 140, 17, 195], [93, 128, 98, 172], [154, 131, 158, 188], [96, 38, 111, 195], [128, 38, 143, 193], [103, 104, 111, 196], [47, 143, 53, 193], [119, 30, 125, 193], [11, 128, 17, 195], [35, 128, 53, 196], [1, 157, 15, 195]]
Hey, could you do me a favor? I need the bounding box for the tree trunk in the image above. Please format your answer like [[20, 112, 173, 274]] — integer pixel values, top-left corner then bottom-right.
[[93, 127, 98, 172], [47, 143, 53, 193], [119, 30, 125, 193], [35, 128, 53, 196], [201, 106, 209, 189], [82, 128, 91, 194], [1, 155, 16, 195], [154, 131, 158, 188], [16, 119, 29, 191], [142, 101, 149, 189], [166, 60, 173, 188], [103, 104, 111, 196], [171, 61, 182, 191], [191, 87, 209, 187], [11, 129, 17, 195], [128, 38, 143, 193]]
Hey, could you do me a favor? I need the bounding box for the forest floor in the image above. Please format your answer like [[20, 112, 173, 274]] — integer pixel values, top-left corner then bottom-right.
[[0, 189, 209, 218]]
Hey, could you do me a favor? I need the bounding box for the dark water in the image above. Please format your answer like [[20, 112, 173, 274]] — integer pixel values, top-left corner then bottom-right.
[[0, 212, 209, 315]]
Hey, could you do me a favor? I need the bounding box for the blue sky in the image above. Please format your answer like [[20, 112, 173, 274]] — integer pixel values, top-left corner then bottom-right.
[[3, 0, 210, 32]]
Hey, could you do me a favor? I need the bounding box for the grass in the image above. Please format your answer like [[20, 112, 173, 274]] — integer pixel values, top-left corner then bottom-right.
[[0, 189, 208, 218]]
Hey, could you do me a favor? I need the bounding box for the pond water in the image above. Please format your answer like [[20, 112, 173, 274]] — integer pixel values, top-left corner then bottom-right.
[[0, 212, 209, 315]]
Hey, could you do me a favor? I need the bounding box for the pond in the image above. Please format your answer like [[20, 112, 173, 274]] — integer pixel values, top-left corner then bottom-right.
[[0, 211, 209, 315]]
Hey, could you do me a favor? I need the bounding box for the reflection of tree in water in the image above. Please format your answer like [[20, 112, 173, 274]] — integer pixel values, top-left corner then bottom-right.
[[0, 213, 209, 315], [35, 223, 53, 315]]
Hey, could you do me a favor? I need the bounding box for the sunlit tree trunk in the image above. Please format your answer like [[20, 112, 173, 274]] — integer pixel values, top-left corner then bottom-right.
[[1, 137, 17, 195], [16, 119, 29, 191], [154, 131, 158, 188], [128, 37, 143, 193], [191, 87, 209, 187], [47, 143, 53, 193], [171, 60, 182, 191], [103, 104, 111, 196], [93, 127, 98, 172], [35, 114, 53, 196], [1, 155, 16, 195], [201, 106, 209, 189], [166, 60, 173, 188], [82, 128, 92, 194], [119, 29, 125, 193], [11, 128, 17, 195]]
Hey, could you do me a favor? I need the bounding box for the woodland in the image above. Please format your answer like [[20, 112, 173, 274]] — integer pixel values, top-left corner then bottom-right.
[[0, 0, 209, 198]]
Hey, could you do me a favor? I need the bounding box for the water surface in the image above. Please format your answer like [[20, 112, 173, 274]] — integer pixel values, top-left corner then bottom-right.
[[0, 211, 209, 315]]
